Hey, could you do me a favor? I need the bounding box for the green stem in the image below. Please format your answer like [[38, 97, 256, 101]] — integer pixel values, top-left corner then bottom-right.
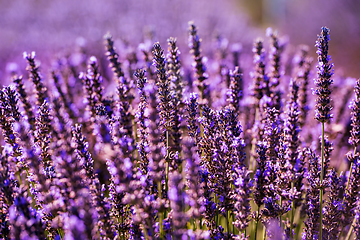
[[226, 210, 230, 237], [250, 107, 260, 171], [214, 195, 219, 228], [255, 206, 260, 240], [142, 224, 149, 240], [165, 130, 170, 219], [343, 147, 357, 204], [290, 182, 295, 239], [132, 118, 139, 163], [263, 226, 267, 240], [279, 196, 282, 230], [319, 122, 325, 240], [345, 218, 355, 240], [158, 182, 164, 239], [232, 213, 236, 235]]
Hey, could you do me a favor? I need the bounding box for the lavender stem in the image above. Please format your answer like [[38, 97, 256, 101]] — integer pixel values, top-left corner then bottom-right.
[[255, 206, 260, 240], [319, 122, 325, 240], [158, 180, 164, 239], [290, 182, 295, 238]]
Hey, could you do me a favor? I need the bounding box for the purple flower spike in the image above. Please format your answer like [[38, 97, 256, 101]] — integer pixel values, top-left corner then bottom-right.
[[314, 27, 333, 123]]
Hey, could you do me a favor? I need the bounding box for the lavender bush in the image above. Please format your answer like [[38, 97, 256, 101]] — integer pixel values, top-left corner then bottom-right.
[[0, 22, 359, 240]]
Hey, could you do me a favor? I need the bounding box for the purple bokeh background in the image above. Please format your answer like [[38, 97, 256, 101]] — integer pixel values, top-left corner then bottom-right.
[[0, 0, 360, 83]]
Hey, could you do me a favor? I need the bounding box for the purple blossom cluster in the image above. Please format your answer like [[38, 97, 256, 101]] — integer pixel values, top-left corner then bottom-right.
[[1, 23, 360, 240]]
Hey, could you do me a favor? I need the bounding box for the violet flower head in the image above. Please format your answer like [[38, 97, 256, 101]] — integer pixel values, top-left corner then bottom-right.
[[284, 79, 300, 168], [104, 33, 125, 80], [354, 197, 360, 239], [343, 154, 360, 227], [168, 171, 188, 238], [185, 156, 205, 221], [322, 170, 343, 239], [10, 189, 47, 240], [71, 124, 94, 180], [254, 141, 268, 207], [152, 42, 175, 131], [233, 166, 251, 232], [264, 107, 280, 165], [188, 21, 210, 106], [35, 100, 54, 179], [314, 27, 333, 123], [52, 72, 77, 121], [87, 56, 104, 104], [0, 153, 16, 239], [13, 75, 36, 130], [134, 69, 150, 174], [266, 28, 285, 90], [167, 37, 183, 166], [227, 66, 243, 113], [251, 38, 268, 102], [186, 93, 200, 146], [349, 78, 360, 148], [167, 37, 183, 104], [294, 46, 312, 128], [0, 86, 22, 158], [23, 51, 48, 105], [303, 149, 321, 239]]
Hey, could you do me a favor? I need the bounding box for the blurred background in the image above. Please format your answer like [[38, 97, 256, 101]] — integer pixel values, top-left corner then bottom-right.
[[0, 0, 360, 82]]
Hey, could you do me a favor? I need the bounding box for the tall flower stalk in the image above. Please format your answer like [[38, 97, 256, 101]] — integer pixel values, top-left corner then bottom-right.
[[152, 42, 174, 238], [347, 78, 360, 193], [313, 26, 333, 239], [188, 21, 210, 108]]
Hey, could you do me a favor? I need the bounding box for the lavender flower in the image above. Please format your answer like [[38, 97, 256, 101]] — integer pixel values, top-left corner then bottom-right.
[[134, 69, 150, 174], [312, 26, 334, 240], [13, 75, 36, 131], [152, 42, 175, 132], [24, 51, 49, 105], [35, 101, 54, 179], [233, 166, 251, 233], [9, 188, 47, 240], [284, 79, 300, 168], [186, 93, 200, 147], [266, 28, 286, 110], [167, 37, 183, 105], [168, 170, 188, 238], [52, 71, 77, 121], [138, 39, 155, 80], [303, 149, 321, 239], [354, 197, 360, 239], [253, 141, 268, 207], [349, 78, 360, 148], [314, 27, 333, 123], [0, 153, 16, 239], [227, 66, 243, 113], [264, 107, 280, 166], [185, 156, 205, 221], [104, 33, 125, 80], [251, 38, 268, 103], [342, 154, 360, 228], [167, 37, 183, 167], [80, 56, 105, 122], [294, 46, 312, 128], [188, 21, 210, 106], [0, 86, 22, 159], [323, 170, 343, 239], [71, 124, 94, 180]]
